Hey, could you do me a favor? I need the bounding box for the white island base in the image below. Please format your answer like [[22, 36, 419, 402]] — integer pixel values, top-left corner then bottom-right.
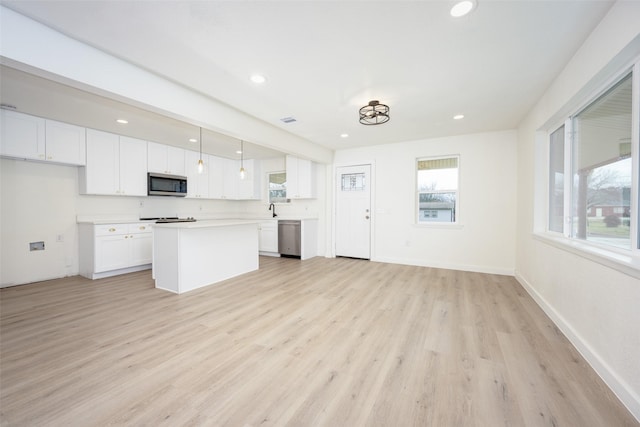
[[153, 220, 259, 294]]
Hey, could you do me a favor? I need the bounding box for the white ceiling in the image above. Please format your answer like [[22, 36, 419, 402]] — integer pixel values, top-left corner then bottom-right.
[[1, 0, 614, 153]]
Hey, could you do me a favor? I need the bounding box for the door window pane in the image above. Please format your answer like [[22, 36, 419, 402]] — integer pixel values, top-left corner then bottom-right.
[[341, 173, 365, 191], [571, 73, 632, 249]]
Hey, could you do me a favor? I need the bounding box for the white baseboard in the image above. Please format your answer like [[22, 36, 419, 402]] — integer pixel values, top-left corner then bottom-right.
[[373, 256, 514, 276], [514, 270, 640, 422]]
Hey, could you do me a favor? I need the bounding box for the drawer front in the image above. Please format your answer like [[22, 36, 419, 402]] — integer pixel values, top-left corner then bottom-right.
[[129, 223, 154, 234], [95, 224, 128, 236]]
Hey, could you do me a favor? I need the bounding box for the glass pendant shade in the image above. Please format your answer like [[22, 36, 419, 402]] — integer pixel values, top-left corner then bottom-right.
[[197, 127, 204, 174], [239, 140, 246, 180]]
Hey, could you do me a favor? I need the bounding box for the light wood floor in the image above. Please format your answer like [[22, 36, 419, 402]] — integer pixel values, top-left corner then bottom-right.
[[1, 257, 637, 426]]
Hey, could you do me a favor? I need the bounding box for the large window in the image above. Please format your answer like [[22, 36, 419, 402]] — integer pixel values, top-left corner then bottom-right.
[[548, 71, 636, 250], [417, 156, 459, 224]]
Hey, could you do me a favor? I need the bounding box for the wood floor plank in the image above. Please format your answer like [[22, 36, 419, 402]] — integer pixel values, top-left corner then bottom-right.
[[1, 257, 637, 426]]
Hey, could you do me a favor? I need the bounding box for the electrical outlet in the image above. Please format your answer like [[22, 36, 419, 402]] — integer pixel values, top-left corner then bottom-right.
[[56, 234, 64, 242], [30, 241, 45, 251], [139, 200, 144, 208]]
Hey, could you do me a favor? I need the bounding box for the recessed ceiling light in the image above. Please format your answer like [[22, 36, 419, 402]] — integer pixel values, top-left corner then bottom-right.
[[453, 114, 465, 120], [340, 133, 349, 138], [116, 119, 128, 124], [236, 150, 243, 154], [250, 74, 266, 84], [450, 0, 476, 17], [189, 138, 197, 143]]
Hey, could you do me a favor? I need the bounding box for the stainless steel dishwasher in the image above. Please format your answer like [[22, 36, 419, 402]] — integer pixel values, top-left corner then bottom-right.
[[278, 220, 301, 257]]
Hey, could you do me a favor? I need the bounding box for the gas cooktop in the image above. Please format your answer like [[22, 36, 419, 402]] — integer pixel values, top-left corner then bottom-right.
[[140, 217, 197, 223]]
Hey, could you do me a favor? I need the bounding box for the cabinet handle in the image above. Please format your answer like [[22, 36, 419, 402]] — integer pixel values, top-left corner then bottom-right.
[[47, 156, 53, 159], [139, 226, 146, 230], [124, 235, 128, 239], [109, 228, 116, 232]]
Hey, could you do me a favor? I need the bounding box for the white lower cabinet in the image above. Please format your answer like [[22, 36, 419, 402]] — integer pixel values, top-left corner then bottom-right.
[[79, 222, 154, 279], [258, 220, 279, 255]]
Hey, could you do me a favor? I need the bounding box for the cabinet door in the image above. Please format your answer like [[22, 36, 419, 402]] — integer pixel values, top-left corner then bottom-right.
[[208, 155, 226, 199], [223, 158, 239, 199], [0, 110, 46, 160], [237, 159, 262, 200], [95, 234, 131, 272], [45, 119, 86, 165], [259, 221, 278, 252], [286, 155, 300, 198], [130, 233, 153, 265], [166, 146, 186, 176], [185, 150, 208, 198], [286, 155, 316, 199], [84, 129, 120, 195], [296, 158, 316, 198], [119, 136, 148, 196], [147, 141, 168, 173]]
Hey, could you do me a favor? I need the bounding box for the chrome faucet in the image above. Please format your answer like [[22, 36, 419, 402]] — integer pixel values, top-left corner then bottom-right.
[[268, 203, 277, 218]]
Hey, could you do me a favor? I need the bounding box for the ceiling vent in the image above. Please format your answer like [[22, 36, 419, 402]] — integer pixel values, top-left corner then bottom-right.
[[280, 116, 297, 124]]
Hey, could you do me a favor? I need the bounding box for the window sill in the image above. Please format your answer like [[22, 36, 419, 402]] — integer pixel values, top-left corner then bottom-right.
[[414, 223, 464, 230], [533, 232, 640, 279]]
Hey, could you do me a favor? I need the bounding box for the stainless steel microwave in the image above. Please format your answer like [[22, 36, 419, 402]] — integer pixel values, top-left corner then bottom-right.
[[147, 172, 187, 197]]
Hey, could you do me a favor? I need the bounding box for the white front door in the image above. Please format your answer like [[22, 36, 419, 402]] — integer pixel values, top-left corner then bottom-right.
[[335, 164, 371, 259]]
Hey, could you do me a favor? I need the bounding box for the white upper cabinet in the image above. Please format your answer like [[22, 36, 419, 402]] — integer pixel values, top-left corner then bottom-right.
[[119, 136, 148, 196], [45, 119, 86, 165], [147, 141, 186, 176], [1, 111, 86, 165], [208, 155, 226, 199], [237, 159, 261, 200], [220, 158, 261, 200], [1, 110, 46, 160], [184, 150, 209, 198], [80, 129, 147, 196], [286, 155, 316, 199]]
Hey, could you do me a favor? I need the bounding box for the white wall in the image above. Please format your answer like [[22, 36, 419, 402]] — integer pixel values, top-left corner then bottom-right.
[[334, 130, 517, 275], [515, 1, 640, 419]]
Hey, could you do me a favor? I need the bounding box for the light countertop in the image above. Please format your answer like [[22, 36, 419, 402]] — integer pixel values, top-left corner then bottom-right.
[[152, 219, 260, 229]]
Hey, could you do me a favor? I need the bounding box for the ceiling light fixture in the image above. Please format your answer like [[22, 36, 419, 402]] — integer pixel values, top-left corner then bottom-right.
[[453, 114, 465, 120], [189, 138, 197, 143], [197, 127, 204, 174], [116, 119, 128, 124], [250, 74, 266, 84], [450, 0, 476, 17], [359, 100, 390, 125], [239, 140, 246, 180], [340, 133, 349, 138]]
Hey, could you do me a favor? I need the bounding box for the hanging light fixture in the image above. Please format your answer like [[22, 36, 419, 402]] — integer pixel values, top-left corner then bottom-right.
[[359, 100, 390, 125], [239, 140, 246, 180], [197, 127, 204, 174]]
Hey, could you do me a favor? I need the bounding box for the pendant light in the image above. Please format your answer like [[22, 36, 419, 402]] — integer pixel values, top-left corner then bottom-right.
[[197, 127, 204, 174], [239, 140, 246, 180]]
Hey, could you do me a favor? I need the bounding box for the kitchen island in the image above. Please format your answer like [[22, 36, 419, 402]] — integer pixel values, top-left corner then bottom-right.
[[153, 219, 259, 294]]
